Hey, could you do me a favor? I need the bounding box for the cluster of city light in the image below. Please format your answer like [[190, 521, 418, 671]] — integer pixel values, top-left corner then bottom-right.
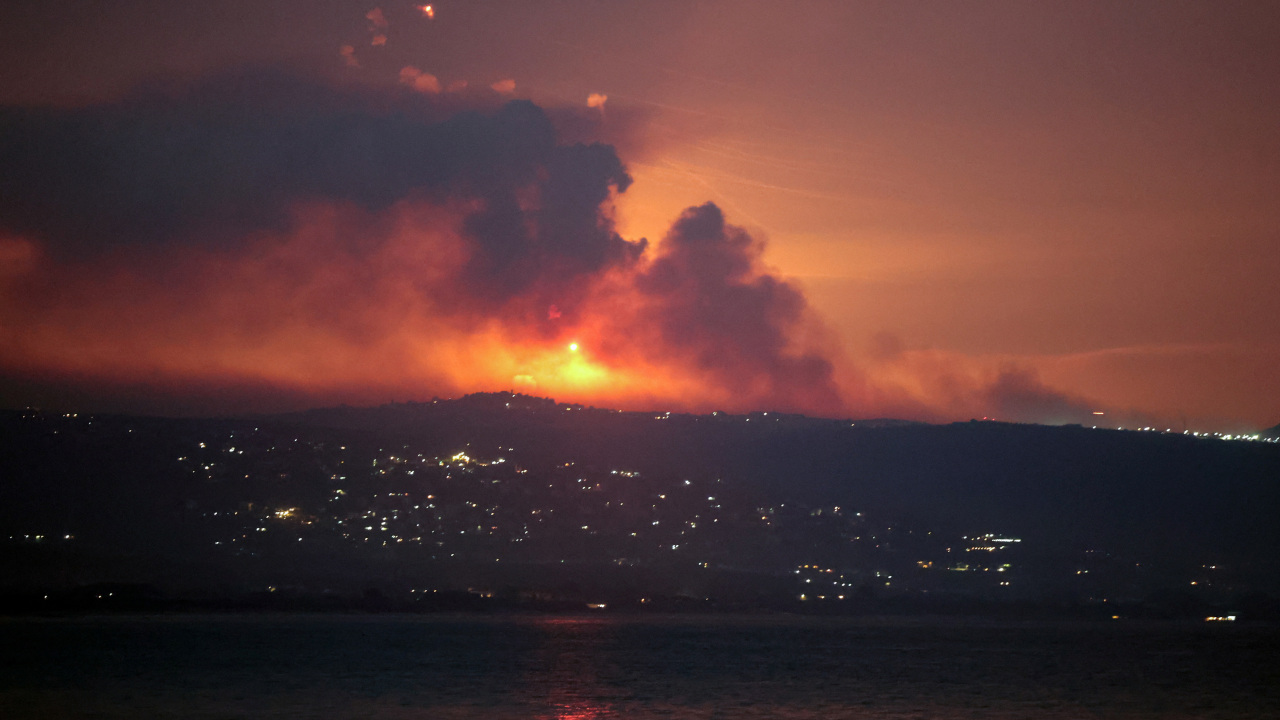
[[1079, 424, 1277, 443], [18, 411, 1223, 597], [963, 533, 1021, 552], [1183, 430, 1275, 443], [1092, 424, 1277, 443]]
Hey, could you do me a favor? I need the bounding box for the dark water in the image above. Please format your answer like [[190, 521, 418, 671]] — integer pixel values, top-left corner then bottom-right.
[[3, 614, 1279, 718]]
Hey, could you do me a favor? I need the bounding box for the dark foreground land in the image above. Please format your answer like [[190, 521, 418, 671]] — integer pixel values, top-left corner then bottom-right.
[[4, 394, 1279, 619]]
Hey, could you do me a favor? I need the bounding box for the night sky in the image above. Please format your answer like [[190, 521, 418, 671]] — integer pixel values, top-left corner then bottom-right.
[[0, 1, 1277, 431]]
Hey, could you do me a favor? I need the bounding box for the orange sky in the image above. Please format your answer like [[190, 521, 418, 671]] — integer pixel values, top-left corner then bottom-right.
[[0, 1, 1277, 431]]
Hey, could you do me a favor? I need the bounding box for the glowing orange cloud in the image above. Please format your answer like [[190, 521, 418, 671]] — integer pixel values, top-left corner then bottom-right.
[[0, 197, 1131, 424], [339, 45, 360, 68], [0, 197, 839, 416], [0, 77, 1146, 425], [491, 78, 516, 94], [587, 93, 607, 109], [398, 66, 441, 94]]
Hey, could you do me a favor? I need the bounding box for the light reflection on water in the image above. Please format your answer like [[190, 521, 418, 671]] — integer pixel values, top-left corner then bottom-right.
[[1, 614, 1278, 719], [524, 617, 617, 719]]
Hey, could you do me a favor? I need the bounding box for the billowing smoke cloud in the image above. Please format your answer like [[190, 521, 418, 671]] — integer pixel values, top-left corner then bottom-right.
[[979, 367, 1096, 425], [627, 204, 843, 413], [0, 70, 640, 312], [850, 341, 1112, 426], [0, 69, 843, 416], [339, 45, 360, 68], [399, 66, 441, 93]]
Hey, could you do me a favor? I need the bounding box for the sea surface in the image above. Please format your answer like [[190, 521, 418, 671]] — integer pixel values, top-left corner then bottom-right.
[[2, 614, 1279, 719]]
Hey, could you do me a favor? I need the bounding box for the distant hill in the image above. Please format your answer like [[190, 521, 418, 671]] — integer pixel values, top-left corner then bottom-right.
[[276, 393, 1280, 575], [4, 395, 1280, 613], [1264, 423, 1280, 440]]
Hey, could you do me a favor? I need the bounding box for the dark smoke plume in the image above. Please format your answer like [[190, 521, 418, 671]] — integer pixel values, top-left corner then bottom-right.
[[0, 69, 642, 306], [0, 69, 844, 416], [634, 203, 842, 413]]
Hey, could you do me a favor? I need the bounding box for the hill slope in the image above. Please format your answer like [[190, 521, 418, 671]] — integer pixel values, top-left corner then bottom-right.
[[3, 395, 1279, 612]]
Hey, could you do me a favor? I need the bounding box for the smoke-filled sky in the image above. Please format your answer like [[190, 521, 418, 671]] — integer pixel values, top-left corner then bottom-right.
[[1, 1, 1277, 430]]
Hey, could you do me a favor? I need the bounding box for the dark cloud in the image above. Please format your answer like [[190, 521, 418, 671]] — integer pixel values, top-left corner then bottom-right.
[[981, 367, 1095, 425], [544, 100, 669, 166], [0, 69, 642, 307], [635, 203, 842, 413], [0, 68, 843, 417], [458, 129, 642, 308]]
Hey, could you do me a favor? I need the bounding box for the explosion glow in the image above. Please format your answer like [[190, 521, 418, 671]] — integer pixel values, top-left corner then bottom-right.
[[0, 2, 1276, 432], [0, 73, 841, 417]]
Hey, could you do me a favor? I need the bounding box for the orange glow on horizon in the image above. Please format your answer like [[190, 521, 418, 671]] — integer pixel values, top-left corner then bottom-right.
[[2, 187, 1270, 430], [4, 191, 1262, 429], [0, 200, 844, 416], [0, 3, 1275, 433]]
